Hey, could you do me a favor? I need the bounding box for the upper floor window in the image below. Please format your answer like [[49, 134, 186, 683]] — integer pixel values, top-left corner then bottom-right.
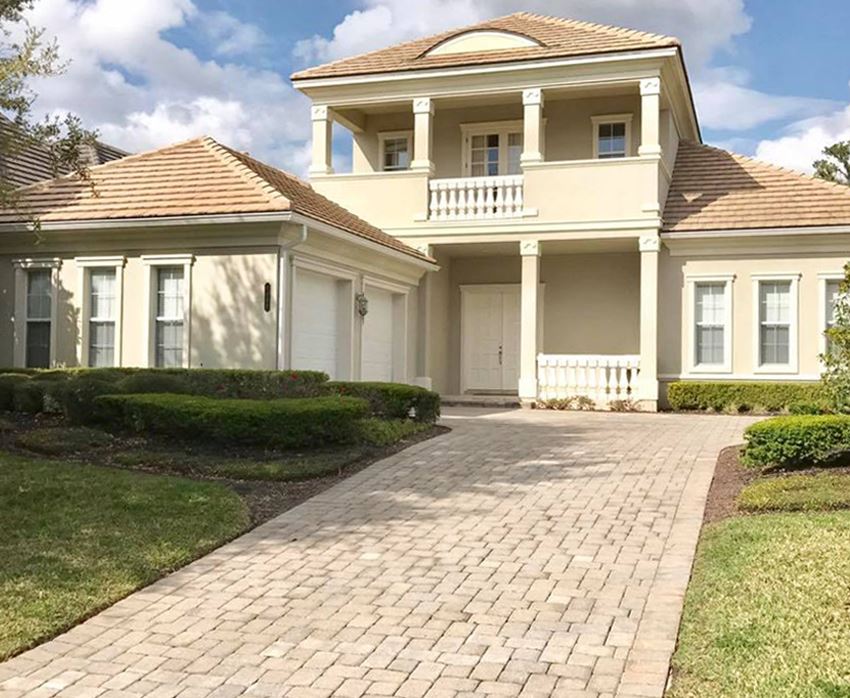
[[462, 121, 523, 177], [25, 269, 52, 368], [379, 131, 411, 172], [592, 114, 633, 159]]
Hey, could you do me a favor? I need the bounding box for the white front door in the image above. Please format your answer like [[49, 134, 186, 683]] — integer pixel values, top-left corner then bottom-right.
[[462, 286, 521, 393]]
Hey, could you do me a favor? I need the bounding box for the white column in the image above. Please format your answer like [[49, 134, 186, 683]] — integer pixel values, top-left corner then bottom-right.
[[518, 240, 540, 404], [413, 242, 434, 390], [638, 77, 662, 157], [411, 97, 434, 174], [638, 234, 660, 410], [310, 105, 333, 175], [521, 88, 544, 164]]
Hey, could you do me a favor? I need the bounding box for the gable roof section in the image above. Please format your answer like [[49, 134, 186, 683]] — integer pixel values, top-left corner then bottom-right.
[[0, 136, 431, 262], [663, 141, 850, 233], [291, 12, 679, 81]]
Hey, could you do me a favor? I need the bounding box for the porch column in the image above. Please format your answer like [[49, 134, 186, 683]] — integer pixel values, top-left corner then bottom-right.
[[411, 97, 434, 174], [638, 234, 660, 410], [521, 88, 544, 164], [638, 77, 661, 157], [414, 242, 433, 390], [310, 105, 333, 175], [518, 239, 541, 404]]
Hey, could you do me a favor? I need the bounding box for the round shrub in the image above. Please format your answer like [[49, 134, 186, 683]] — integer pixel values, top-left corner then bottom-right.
[[327, 382, 440, 423], [742, 414, 850, 470], [50, 375, 120, 425], [13, 380, 47, 413]]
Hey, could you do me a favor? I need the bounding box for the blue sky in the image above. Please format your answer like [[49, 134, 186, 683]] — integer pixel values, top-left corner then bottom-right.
[[24, 0, 850, 175]]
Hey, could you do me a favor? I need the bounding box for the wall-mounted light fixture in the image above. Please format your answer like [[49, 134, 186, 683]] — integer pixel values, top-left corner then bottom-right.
[[263, 282, 271, 312], [355, 292, 369, 317]]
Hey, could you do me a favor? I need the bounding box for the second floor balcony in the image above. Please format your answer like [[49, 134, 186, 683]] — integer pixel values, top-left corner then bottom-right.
[[307, 79, 677, 234]]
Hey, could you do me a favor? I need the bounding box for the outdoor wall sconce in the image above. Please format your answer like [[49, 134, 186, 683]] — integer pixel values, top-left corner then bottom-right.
[[355, 292, 369, 317], [263, 283, 271, 312]]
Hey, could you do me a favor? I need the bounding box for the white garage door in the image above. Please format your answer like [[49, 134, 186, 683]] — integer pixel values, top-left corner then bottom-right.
[[292, 269, 340, 378], [361, 287, 394, 381]]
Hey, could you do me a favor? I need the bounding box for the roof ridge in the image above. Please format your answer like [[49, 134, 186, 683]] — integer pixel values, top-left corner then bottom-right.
[[13, 136, 207, 193], [680, 139, 850, 196], [201, 137, 292, 209], [513, 11, 679, 45]]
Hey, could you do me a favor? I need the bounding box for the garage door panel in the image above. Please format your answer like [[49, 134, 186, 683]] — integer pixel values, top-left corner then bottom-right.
[[293, 270, 340, 378], [362, 288, 394, 382]]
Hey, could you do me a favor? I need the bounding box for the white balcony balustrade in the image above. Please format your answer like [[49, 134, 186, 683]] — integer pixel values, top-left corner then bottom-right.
[[429, 175, 524, 221], [537, 354, 640, 406]]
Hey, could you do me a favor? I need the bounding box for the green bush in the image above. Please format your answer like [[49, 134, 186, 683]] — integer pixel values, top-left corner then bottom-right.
[[328, 382, 440, 423], [0, 374, 30, 411], [667, 381, 824, 413], [115, 372, 190, 395], [13, 380, 48, 413], [741, 415, 850, 470], [94, 393, 369, 448], [49, 375, 121, 425], [357, 418, 429, 446]]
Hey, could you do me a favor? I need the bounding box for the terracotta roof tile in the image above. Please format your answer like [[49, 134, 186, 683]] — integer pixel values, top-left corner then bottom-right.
[[663, 141, 850, 232], [291, 12, 679, 80], [0, 136, 431, 262]]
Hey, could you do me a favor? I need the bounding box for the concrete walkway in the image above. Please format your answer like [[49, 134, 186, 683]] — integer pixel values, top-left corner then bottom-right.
[[0, 408, 755, 698]]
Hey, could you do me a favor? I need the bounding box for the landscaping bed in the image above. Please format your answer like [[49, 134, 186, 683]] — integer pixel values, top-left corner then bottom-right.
[[667, 425, 850, 698]]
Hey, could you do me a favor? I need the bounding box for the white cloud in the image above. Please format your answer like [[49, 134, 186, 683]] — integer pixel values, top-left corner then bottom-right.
[[695, 67, 840, 131], [754, 100, 850, 174], [22, 0, 310, 173], [293, 0, 752, 70]]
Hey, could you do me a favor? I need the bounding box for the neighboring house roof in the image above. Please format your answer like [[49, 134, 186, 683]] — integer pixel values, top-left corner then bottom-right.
[[663, 141, 850, 233], [291, 12, 680, 81], [0, 136, 431, 262], [0, 119, 128, 188]]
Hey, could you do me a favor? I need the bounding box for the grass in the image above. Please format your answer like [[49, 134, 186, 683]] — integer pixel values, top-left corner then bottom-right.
[[668, 511, 850, 698], [0, 454, 249, 660], [738, 473, 850, 513], [15, 426, 114, 455]]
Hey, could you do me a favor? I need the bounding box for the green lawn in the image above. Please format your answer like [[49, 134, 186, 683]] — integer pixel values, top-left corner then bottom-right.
[[0, 454, 249, 660], [668, 511, 850, 698], [739, 472, 850, 513]]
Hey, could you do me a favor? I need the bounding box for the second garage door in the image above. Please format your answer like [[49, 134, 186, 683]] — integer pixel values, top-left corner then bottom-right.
[[361, 287, 394, 381]]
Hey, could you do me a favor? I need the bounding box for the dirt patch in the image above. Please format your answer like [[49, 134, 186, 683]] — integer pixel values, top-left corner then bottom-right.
[[703, 445, 758, 524]]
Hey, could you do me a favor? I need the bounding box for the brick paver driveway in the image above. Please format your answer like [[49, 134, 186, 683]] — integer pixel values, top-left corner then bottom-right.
[[1, 408, 755, 698]]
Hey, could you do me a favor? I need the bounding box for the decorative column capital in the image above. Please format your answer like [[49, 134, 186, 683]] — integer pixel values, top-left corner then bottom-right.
[[522, 88, 543, 107], [639, 235, 661, 253], [640, 77, 661, 96], [519, 239, 540, 257], [412, 242, 433, 258], [311, 105, 330, 121], [412, 97, 434, 115]]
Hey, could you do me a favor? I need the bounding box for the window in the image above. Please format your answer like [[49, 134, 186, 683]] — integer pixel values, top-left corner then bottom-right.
[[378, 132, 411, 172], [155, 267, 184, 368], [25, 269, 52, 368], [753, 275, 799, 372], [88, 268, 116, 367], [462, 121, 524, 176], [823, 277, 843, 355], [695, 283, 726, 366], [592, 115, 633, 159], [688, 275, 733, 373]]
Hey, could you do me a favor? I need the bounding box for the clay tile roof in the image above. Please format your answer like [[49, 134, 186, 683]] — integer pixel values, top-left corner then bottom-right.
[[291, 12, 679, 80], [663, 141, 850, 233], [0, 136, 432, 263], [0, 117, 129, 188]]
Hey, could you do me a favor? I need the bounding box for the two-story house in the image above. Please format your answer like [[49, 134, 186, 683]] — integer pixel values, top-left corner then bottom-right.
[[1, 13, 849, 410]]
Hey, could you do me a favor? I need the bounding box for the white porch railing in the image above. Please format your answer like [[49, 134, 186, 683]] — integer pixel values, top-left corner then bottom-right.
[[537, 354, 641, 405], [428, 175, 524, 220]]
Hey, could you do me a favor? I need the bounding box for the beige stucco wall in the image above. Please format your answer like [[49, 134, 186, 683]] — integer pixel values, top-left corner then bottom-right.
[[428, 251, 640, 393], [659, 249, 849, 382]]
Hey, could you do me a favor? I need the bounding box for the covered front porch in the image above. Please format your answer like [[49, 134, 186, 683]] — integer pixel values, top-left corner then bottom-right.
[[415, 236, 661, 409]]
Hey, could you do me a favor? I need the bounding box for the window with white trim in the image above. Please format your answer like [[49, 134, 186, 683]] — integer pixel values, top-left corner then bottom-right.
[[825, 279, 842, 354], [592, 115, 632, 159], [462, 121, 524, 176], [25, 269, 52, 368], [694, 283, 727, 366], [87, 268, 117, 367], [758, 280, 792, 366], [155, 267, 184, 368], [378, 132, 411, 172]]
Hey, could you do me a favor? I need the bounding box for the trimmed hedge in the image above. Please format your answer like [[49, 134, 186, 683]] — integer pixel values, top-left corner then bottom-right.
[[93, 393, 370, 448], [328, 381, 440, 423], [742, 415, 850, 470], [0, 374, 30, 411], [667, 381, 824, 413]]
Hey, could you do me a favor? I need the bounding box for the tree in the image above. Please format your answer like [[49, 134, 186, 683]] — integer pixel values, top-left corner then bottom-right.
[[814, 141, 850, 186], [821, 262, 850, 413], [0, 0, 95, 211]]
